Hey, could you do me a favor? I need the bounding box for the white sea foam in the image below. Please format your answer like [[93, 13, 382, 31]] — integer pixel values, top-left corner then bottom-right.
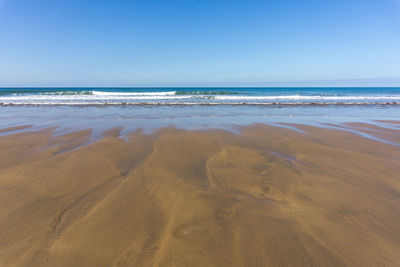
[[214, 95, 400, 100], [1, 101, 399, 106], [1, 92, 400, 105], [0, 95, 191, 100], [2, 94, 400, 101], [92, 91, 177, 96]]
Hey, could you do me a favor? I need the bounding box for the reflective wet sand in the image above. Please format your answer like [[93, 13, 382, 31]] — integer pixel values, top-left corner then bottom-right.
[[0, 122, 399, 266]]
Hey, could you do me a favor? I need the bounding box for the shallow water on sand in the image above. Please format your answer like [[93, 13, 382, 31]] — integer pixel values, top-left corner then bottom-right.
[[1, 105, 400, 139]]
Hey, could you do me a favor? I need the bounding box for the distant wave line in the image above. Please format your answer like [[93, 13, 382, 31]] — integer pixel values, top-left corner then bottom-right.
[[0, 95, 192, 100], [2, 95, 400, 101], [213, 95, 400, 100], [92, 91, 177, 96]]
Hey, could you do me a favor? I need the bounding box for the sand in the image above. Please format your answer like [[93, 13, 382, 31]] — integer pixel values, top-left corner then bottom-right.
[[344, 122, 400, 144], [0, 123, 399, 266]]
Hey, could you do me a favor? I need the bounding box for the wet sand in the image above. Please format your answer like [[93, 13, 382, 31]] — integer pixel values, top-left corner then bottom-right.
[[0, 123, 399, 266]]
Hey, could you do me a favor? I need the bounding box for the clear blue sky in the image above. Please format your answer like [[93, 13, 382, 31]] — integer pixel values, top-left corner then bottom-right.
[[0, 0, 399, 86]]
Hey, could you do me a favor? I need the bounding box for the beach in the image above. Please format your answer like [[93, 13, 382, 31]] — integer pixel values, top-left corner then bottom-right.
[[0, 120, 399, 266], [3, 0, 400, 264]]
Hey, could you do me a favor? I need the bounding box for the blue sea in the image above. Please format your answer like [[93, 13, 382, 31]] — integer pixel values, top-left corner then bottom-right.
[[1, 87, 400, 105], [1, 87, 399, 138]]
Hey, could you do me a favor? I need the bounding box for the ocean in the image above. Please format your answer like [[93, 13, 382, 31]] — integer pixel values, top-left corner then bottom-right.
[[1, 87, 400, 139], [1, 87, 400, 105]]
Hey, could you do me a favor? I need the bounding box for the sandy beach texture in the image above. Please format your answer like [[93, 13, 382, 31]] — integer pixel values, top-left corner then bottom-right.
[[0, 123, 399, 266]]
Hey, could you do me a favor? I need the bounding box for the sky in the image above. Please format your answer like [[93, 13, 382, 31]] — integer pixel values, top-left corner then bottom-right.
[[0, 0, 399, 87]]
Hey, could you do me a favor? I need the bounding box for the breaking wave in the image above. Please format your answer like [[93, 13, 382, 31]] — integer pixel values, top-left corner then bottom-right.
[[1, 88, 400, 106]]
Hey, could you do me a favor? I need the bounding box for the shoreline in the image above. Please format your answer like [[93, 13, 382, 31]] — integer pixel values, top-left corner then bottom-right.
[[1, 120, 399, 147], [2, 102, 400, 106]]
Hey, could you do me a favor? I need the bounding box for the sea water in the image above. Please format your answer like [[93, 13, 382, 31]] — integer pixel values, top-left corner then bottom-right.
[[0, 87, 399, 138], [1, 87, 400, 105]]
